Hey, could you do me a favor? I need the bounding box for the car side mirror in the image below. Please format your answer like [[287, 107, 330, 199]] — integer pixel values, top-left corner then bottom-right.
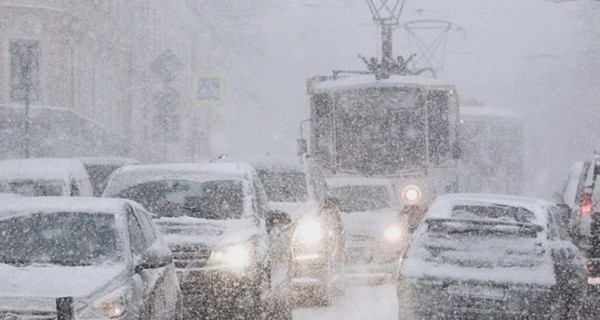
[[134, 247, 173, 273], [322, 196, 341, 210], [266, 210, 292, 233]]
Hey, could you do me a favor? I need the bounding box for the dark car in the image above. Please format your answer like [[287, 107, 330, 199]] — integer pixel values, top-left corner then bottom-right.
[[255, 157, 345, 306], [103, 163, 292, 320], [397, 194, 587, 320], [77, 157, 139, 196], [0, 197, 181, 320]]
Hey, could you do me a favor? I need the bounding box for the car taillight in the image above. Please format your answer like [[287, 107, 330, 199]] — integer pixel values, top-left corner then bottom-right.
[[581, 192, 593, 215]]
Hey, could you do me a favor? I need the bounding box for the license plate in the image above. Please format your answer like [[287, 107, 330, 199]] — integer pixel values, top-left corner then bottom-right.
[[447, 284, 505, 300]]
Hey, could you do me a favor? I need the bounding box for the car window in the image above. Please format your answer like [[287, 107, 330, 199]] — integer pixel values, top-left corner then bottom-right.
[[257, 169, 308, 202], [70, 180, 80, 197], [126, 206, 147, 256], [133, 206, 158, 246]]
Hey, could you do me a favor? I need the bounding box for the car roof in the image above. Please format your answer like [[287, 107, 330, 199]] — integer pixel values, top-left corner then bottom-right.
[[77, 157, 140, 166], [229, 155, 308, 172], [0, 197, 132, 218], [103, 162, 256, 196], [0, 158, 89, 182], [426, 193, 553, 225]]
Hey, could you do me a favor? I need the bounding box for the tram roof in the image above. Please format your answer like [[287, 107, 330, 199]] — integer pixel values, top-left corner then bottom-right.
[[309, 74, 454, 93]]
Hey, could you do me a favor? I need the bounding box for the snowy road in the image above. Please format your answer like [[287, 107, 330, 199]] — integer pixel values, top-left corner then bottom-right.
[[293, 284, 398, 320]]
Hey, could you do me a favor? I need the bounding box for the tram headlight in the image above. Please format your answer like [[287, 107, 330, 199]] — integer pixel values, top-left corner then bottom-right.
[[401, 185, 422, 205]]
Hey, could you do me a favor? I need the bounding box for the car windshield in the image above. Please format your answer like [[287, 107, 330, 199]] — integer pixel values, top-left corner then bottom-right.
[[84, 164, 122, 197], [258, 170, 308, 202], [0, 212, 121, 266], [330, 185, 391, 212], [114, 179, 245, 220], [0, 179, 63, 197]]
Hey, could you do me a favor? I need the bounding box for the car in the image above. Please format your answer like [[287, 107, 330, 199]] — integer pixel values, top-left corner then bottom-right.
[[397, 194, 587, 320], [254, 156, 345, 306], [0, 197, 181, 320], [563, 155, 600, 248], [327, 177, 409, 282], [77, 157, 139, 196], [102, 163, 293, 320], [0, 158, 93, 197]]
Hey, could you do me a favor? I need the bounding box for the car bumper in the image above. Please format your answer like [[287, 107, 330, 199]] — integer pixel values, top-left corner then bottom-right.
[[177, 267, 259, 317], [398, 278, 557, 320]]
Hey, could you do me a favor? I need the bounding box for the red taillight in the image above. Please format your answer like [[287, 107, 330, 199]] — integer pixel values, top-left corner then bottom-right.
[[581, 192, 593, 215]]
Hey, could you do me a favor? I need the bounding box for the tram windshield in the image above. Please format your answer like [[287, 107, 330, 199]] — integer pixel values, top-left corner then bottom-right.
[[313, 87, 427, 175]]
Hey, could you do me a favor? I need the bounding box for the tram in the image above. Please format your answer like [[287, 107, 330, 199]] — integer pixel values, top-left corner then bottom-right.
[[457, 106, 524, 195]]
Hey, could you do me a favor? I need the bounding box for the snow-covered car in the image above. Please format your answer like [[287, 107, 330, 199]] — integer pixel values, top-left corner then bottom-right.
[[102, 163, 292, 320], [327, 177, 409, 280], [397, 194, 587, 320], [564, 155, 600, 249], [0, 158, 93, 197], [255, 157, 345, 306], [77, 157, 139, 196], [0, 197, 181, 320]]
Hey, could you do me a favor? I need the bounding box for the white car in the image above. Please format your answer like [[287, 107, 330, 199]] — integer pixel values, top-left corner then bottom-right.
[[102, 163, 292, 320], [397, 194, 586, 320], [0, 197, 181, 319], [327, 177, 409, 280], [77, 157, 139, 196], [255, 157, 345, 306], [0, 158, 93, 197]]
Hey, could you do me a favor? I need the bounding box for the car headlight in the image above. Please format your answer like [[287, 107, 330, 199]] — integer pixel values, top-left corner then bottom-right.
[[207, 243, 252, 268], [384, 225, 402, 242], [293, 217, 323, 244], [88, 286, 129, 319], [401, 185, 422, 205]]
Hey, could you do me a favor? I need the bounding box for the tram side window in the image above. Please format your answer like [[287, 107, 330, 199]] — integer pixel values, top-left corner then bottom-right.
[[427, 90, 450, 162]]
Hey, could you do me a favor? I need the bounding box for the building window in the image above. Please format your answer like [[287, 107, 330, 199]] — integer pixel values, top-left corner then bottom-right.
[[10, 39, 41, 102]]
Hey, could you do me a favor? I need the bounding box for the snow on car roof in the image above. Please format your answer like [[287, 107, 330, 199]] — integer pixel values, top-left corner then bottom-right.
[[228, 155, 307, 172], [103, 162, 255, 195], [326, 177, 392, 188], [310, 74, 453, 93], [0, 158, 89, 182], [0, 197, 131, 217], [76, 157, 140, 166], [426, 193, 552, 225]]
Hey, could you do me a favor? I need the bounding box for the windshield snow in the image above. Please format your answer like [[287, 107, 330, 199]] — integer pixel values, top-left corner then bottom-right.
[[0, 212, 121, 266], [114, 179, 245, 220]]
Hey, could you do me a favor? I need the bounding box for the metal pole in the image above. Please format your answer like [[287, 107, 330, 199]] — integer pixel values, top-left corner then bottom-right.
[[381, 24, 394, 78], [56, 297, 74, 320]]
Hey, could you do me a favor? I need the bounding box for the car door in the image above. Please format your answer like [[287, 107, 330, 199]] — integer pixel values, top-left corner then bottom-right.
[[132, 205, 179, 320]]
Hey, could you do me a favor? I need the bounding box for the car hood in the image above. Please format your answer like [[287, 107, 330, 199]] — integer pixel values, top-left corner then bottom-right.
[[341, 208, 403, 234], [269, 201, 320, 221], [0, 264, 127, 313], [155, 217, 259, 248]]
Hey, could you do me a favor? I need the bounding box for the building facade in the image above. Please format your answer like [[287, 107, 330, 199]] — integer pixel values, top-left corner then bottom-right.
[[0, 0, 213, 161]]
